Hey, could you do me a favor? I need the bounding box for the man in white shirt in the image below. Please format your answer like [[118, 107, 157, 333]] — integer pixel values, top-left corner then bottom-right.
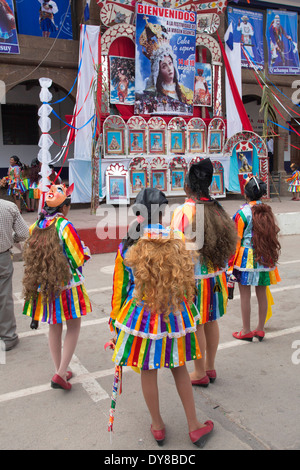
[[0, 199, 29, 350]]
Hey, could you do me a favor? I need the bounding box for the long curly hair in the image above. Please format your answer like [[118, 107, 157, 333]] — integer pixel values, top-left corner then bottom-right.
[[22, 221, 72, 303], [193, 201, 237, 270], [186, 159, 237, 269], [124, 232, 196, 320], [252, 203, 281, 267]]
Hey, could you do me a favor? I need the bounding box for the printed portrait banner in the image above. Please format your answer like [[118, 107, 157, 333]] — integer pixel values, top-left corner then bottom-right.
[[194, 62, 212, 107], [0, 0, 20, 54], [15, 0, 73, 40], [135, 3, 197, 116], [227, 7, 264, 69], [266, 10, 300, 75], [109, 56, 135, 105]]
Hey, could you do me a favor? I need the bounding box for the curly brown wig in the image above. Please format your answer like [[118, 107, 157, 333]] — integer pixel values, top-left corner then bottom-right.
[[22, 221, 72, 303], [124, 232, 196, 320], [252, 203, 281, 267], [193, 202, 237, 270]]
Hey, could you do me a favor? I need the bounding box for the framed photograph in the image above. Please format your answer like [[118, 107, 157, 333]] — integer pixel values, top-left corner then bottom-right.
[[210, 173, 224, 198], [130, 170, 147, 194], [189, 130, 205, 153], [237, 150, 253, 174], [106, 129, 125, 156], [151, 169, 167, 192], [129, 130, 145, 154], [170, 131, 185, 154], [109, 176, 127, 199], [106, 163, 129, 205], [208, 130, 222, 153], [170, 168, 186, 191], [149, 130, 165, 154], [209, 161, 225, 198], [128, 156, 150, 197], [109, 56, 135, 105]]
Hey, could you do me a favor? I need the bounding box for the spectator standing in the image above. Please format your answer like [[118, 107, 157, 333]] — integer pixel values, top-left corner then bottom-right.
[[0, 198, 29, 350]]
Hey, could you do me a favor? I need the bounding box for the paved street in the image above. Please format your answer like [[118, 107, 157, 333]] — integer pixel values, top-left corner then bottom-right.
[[1, 219, 300, 451]]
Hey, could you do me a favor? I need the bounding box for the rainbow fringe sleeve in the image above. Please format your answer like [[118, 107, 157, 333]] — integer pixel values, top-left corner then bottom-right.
[[58, 218, 89, 270], [228, 210, 247, 273], [109, 247, 130, 333], [171, 203, 195, 233]]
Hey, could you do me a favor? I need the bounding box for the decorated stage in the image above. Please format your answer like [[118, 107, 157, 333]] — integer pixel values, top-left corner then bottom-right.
[[66, 0, 271, 207]]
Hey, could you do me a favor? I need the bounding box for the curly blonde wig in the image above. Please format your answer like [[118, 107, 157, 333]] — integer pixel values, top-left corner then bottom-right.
[[22, 221, 72, 303], [124, 231, 196, 320]]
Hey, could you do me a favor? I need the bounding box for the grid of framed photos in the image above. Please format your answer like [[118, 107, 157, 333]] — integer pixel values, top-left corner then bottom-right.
[[103, 115, 225, 158], [103, 115, 227, 202], [106, 155, 226, 201]]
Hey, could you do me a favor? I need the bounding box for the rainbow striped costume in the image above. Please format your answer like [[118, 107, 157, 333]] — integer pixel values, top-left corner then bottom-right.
[[171, 199, 228, 324], [22, 215, 92, 324], [230, 201, 281, 286], [7, 165, 26, 196], [287, 170, 300, 194], [109, 224, 201, 371]]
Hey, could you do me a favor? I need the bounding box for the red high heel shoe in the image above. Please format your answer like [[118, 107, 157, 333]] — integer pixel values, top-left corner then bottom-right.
[[151, 425, 165, 446], [252, 330, 265, 342], [189, 420, 214, 447], [206, 370, 217, 383], [232, 330, 253, 342], [51, 374, 72, 391], [66, 371, 73, 381], [191, 375, 210, 387]]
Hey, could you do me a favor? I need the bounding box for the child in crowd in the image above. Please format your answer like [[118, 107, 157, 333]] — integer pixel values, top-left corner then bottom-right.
[[28, 158, 41, 212], [1, 156, 26, 212], [230, 176, 281, 342], [286, 162, 300, 201], [171, 158, 237, 386], [108, 188, 214, 448], [22, 183, 92, 390]]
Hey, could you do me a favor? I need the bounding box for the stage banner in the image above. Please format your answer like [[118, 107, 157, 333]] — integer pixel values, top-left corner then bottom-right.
[[0, 0, 19, 54], [15, 0, 73, 39], [227, 7, 264, 69], [266, 10, 300, 75], [135, 3, 197, 116]]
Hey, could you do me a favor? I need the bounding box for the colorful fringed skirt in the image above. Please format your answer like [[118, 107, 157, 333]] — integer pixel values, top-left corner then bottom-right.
[[232, 246, 281, 286], [288, 183, 300, 193], [29, 182, 40, 199], [7, 180, 26, 196], [22, 178, 30, 191], [112, 298, 201, 370], [195, 271, 228, 324], [22, 284, 92, 324]]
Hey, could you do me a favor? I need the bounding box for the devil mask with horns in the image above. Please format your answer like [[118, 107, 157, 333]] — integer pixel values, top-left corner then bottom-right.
[[42, 183, 74, 216]]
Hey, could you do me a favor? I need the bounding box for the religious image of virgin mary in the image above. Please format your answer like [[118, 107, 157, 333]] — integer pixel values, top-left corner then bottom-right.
[[139, 16, 193, 106]]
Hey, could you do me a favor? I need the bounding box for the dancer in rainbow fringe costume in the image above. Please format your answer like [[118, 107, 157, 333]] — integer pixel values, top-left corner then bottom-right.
[[0, 156, 26, 212], [108, 188, 214, 448], [229, 176, 281, 342], [22, 183, 91, 390], [171, 158, 237, 387], [286, 162, 300, 201]]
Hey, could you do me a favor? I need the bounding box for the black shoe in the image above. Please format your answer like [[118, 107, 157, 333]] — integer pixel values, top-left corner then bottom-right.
[[4, 337, 19, 351]]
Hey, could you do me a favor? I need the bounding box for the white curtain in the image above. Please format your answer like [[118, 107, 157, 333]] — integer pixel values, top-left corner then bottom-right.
[[224, 25, 243, 139], [74, 24, 100, 161]]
